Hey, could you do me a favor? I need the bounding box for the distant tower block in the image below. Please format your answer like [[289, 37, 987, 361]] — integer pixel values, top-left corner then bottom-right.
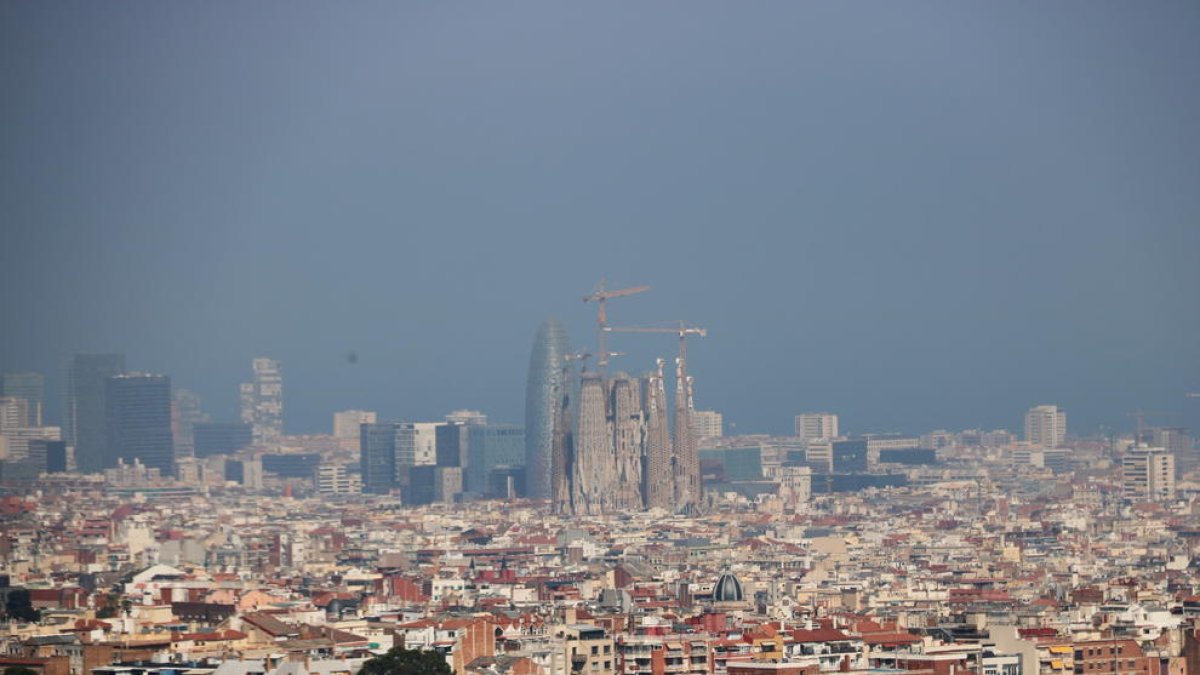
[[524, 317, 570, 501], [795, 412, 838, 441], [692, 410, 723, 441], [241, 357, 283, 445], [1024, 405, 1066, 448]]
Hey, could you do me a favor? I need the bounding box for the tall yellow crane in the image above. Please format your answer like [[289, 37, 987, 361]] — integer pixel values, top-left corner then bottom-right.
[[582, 280, 650, 371]]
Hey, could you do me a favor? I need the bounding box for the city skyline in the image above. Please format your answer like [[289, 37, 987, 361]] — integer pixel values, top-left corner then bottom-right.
[[2, 3, 1197, 439]]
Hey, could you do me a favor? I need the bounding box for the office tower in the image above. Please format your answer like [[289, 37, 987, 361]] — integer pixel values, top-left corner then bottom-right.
[[692, 410, 723, 440], [171, 388, 209, 459], [193, 422, 254, 458], [1122, 446, 1175, 502], [573, 373, 614, 515], [0, 425, 59, 461], [361, 423, 398, 494], [30, 439, 67, 473], [436, 421, 471, 468], [412, 422, 438, 465], [105, 373, 175, 474], [240, 357, 283, 444], [1024, 405, 1066, 448], [0, 397, 29, 432], [804, 439, 834, 473], [359, 422, 416, 496], [610, 374, 644, 511], [795, 412, 839, 441], [832, 438, 868, 473], [465, 424, 525, 496], [1, 373, 44, 426], [524, 317, 570, 501], [643, 359, 674, 511], [333, 410, 376, 439], [65, 353, 126, 473]]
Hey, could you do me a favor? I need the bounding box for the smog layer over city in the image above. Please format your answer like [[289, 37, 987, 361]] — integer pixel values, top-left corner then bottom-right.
[[1, 4, 1198, 675]]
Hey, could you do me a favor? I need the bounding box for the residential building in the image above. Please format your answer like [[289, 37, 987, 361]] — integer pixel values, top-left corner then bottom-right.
[[795, 412, 839, 441], [1025, 405, 1066, 448], [692, 410, 724, 440], [1122, 446, 1175, 502]]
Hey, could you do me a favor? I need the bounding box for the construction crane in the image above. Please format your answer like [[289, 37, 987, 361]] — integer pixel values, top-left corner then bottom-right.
[[1128, 410, 1173, 444], [583, 280, 650, 371], [604, 322, 707, 365]]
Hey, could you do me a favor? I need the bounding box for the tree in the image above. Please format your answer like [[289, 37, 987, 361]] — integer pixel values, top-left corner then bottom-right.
[[359, 646, 451, 675], [5, 666, 39, 675], [2, 590, 40, 623]]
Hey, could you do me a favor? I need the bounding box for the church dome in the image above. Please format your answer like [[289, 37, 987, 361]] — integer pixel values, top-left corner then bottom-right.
[[713, 571, 744, 603]]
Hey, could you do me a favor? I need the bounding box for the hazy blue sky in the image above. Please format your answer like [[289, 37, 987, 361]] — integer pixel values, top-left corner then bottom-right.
[[2, 2, 1198, 437]]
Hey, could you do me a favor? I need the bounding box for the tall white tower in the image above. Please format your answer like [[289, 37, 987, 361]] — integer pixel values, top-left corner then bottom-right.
[[241, 357, 283, 445], [1024, 405, 1066, 448]]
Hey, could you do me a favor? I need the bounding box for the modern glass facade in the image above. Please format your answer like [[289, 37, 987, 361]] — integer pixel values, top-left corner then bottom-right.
[[66, 353, 126, 473], [105, 373, 174, 473], [466, 423, 525, 496], [523, 317, 569, 500]]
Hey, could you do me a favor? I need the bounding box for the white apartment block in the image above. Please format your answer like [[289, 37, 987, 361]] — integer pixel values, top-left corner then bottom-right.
[[692, 410, 723, 440], [1122, 446, 1175, 502], [1024, 405, 1066, 448], [795, 412, 839, 441]]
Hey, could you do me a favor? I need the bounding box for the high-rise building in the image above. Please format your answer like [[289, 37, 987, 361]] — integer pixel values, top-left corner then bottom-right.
[[171, 388, 209, 459], [66, 353, 126, 473], [436, 421, 471, 468], [524, 317, 570, 501], [360, 422, 398, 494], [333, 410, 376, 440], [1, 373, 44, 427], [1121, 446, 1175, 502], [412, 422, 439, 465], [795, 412, 839, 441], [193, 422, 254, 458], [105, 373, 174, 474], [1024, 405, 1066, 448], [30, 439, 67, 473], [359, 422, 416, 497], [692, 410, 723, 441], [0, 397, 30, 432], [465, 424, 525, 496], [240, 357, 283, 444]]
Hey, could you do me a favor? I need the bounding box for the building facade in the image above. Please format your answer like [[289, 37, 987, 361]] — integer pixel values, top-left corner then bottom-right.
[[240, 357, 283, 445], [524, 317, 570, 501], [795, 412, 839, 441], [105, 373, 174, 474], [66, 353, 126, 473], [1025, 405, 1066, 448]]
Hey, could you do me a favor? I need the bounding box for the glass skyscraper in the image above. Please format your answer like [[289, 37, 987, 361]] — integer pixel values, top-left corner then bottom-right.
[[524, 317, 569, 500], [105, 373, 174, 474], [66, 353, 126, 474]]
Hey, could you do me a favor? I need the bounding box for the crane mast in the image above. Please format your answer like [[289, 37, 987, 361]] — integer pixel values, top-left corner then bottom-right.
[[582, 280, 650, 372]]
